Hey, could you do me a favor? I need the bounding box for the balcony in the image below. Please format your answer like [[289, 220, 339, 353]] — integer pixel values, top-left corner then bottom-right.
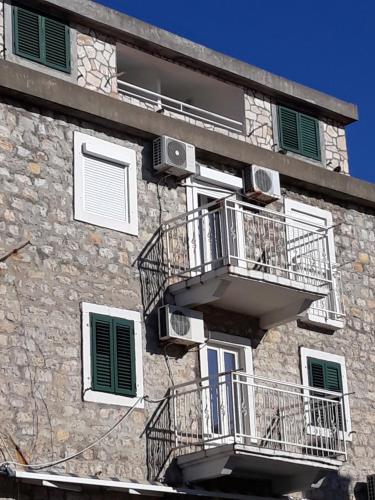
[[141, 197, 339, 328], [116, 44, 245, 135], [148, 371, 347, 496]]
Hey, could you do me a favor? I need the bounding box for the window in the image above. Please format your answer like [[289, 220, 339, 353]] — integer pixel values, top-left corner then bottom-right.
[[74, 132, 138, 235], [278, 106, 321, 161], [300, 347, 351, 440], [284, 199, 344, 330], [82, 303, 144, 407], [12, 5, 70, 73]]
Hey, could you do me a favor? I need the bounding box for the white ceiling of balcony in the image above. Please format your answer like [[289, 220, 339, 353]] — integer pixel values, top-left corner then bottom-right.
[[117, 44, 245, 123]]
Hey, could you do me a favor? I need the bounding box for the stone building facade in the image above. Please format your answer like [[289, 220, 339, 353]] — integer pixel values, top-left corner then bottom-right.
[[0, 1, 373, 500]]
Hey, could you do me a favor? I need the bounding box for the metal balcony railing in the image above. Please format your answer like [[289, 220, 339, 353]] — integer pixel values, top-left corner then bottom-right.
[[163, 197, 334, 288], [117, 80, 244, 134], [169, 371, 347, 460]]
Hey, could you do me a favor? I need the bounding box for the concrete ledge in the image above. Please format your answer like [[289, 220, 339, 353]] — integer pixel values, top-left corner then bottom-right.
[[35, 0, 357, 124], [0, 60, 373, 209]]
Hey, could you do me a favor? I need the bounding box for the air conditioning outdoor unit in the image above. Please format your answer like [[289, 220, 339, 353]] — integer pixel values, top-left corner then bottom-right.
[[153, 136, 196, 177], [368, 475, 375, 500], [158, 305, 205, 345], [243, 165, 281, 203]]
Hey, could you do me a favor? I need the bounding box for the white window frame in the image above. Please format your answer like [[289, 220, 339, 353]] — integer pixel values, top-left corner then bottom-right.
[[300, 347, 352, 441], [199, 332, 256, 444], [81, 302, 144, 408], [284, 198, 344, 330], [74, 132, 138, 235]]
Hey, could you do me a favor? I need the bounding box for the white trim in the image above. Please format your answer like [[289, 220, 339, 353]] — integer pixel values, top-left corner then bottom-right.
[[81, 302, 144, 408], [74, 132, 138, 235], [300, 347, 352, 441], [196, 165, 243, 190]]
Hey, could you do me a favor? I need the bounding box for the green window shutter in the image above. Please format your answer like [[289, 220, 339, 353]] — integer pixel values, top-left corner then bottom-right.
[[91, 313, 114, 393], [44, 17, 70, 72], [114, 318, 136, 397], [13, 6, 42, 62], [308, 359, 326, 390], [300, 113, 321, 160], [278, 106, 300, 153], [278, 106, 321, 161], [12, 6, 70, 73]]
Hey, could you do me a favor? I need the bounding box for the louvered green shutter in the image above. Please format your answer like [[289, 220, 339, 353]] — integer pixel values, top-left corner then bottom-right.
[[13, 7, 42, 62], [91, 314, 114, 393], [44, 17, 70, 72], [91, 314, 136, 397], [300, 113, 320, 160], [13, 6, 70, 73], [114, 318, 136, 396], [278, 106, 300, 153], [278, 106, 321, 161]]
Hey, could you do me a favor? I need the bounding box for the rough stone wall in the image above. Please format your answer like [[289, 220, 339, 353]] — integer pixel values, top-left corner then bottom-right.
[[244, 89, 274, 149], [323, 119, 350, 174], [0, 96, 194, 483], [76, 24, 117, 96], [0, 0, 4, 60], [0, 95, 373, 500]]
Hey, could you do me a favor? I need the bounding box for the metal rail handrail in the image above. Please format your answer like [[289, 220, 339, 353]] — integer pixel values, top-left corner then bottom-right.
[[117, 80, 244, 133]]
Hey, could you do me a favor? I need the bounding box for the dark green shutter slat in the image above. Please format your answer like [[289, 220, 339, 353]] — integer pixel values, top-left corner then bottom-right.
[[325, 363, 342, 392], [300, 114, 320, 160], [14, 7, 41, 60], [279, 107, 299, 152], [308, 360, 325, 389], [92, 314, 114, 392], [44, 18, 70, 71], [114, 319, 136, 397]]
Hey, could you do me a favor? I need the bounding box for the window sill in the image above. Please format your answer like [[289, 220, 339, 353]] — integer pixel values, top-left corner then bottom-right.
[[83, 388, 144, 408], [299, 312, 345, 332]]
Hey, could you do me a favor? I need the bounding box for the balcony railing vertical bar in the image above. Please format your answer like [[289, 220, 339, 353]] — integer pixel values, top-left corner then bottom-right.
[[168, 371, 347, 460]]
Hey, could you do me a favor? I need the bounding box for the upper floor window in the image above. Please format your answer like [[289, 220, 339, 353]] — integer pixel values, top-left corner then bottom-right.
[[12, 5, 71, 73], [278, 106, 321, 161], [74, 132, 138, 235]]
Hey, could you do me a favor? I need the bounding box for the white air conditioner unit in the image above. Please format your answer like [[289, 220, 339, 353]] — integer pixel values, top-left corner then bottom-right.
[[368, 475, 375, 500], [153, 136, 196, 177], [243, 165, 281, 203], [158, 305, 204, 345]]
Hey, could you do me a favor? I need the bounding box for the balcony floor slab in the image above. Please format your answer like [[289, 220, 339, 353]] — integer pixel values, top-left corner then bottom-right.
[[168, 265, 328, 329], [177, 443, 343, 496]]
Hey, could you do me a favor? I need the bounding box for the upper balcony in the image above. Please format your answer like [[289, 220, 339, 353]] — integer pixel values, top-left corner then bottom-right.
[[141, 197, 340, 329], [148, 371, 347, 496], [116, 44, 245, 136]]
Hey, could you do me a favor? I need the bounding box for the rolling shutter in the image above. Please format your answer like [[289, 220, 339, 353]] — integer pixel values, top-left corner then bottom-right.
[[83, 155, 128, 224], [278, 106, 321, 161], [91, 314, 136, 396], [13, 6, 70, 73]]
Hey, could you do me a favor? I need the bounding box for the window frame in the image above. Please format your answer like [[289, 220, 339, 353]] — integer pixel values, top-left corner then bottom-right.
[[277, 105, 322, 162], [82, 302, 144, 408], [300, 347, 352, 441], [12, 5, 71, 73], [74, 132, 138, 236]]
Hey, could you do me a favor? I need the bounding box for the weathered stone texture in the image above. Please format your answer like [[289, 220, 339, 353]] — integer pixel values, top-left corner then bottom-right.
[[0, 96, 373, 500], [323, 120, 350, 174], [244, 89, 274, 149], [0, 1, 4, 60], [76, 25, 117, 96]]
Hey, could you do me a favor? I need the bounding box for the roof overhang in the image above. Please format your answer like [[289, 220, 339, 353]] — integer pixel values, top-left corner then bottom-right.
[[26, 0, 358, 124]]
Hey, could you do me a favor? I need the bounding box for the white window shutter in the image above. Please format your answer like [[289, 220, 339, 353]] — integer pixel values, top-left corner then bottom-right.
[[74, 132, 138, 235], [83, 155, 128, 223]]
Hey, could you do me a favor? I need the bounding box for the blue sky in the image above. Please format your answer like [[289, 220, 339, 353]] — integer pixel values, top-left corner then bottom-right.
[[96, 0, 374, 183]]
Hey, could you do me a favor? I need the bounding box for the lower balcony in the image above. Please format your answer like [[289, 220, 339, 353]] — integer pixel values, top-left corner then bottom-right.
[[149, 371, 347, 497], [141, 197, 342, 329]]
